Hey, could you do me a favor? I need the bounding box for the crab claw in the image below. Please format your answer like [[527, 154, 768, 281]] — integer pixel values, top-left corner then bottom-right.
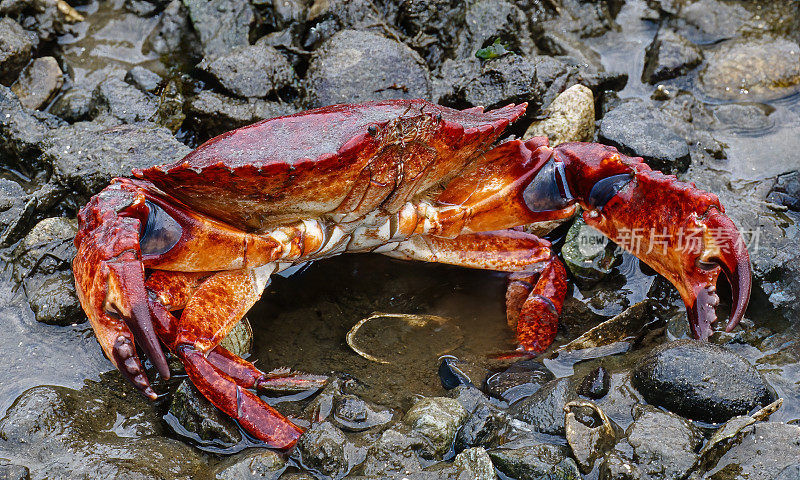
[[74, 181, 170, 398], [555, 143, 752, 339]]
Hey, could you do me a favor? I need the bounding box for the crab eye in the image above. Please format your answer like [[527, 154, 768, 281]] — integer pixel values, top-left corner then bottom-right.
[[522, 159, 574, 212], [587, 174, 633, 210], [140, 200, 182, 256]]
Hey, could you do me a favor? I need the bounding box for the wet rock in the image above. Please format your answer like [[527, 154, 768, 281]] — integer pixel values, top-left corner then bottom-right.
[[0, 17, 34, 86], [187, 90, 296, 139], [28, 273, 81, 325], [403, 396, 468, 459], [198, 40, 295, 99], [711, 102, 774, 133], [0, 178, 36, 247], [302, 0, 400, 51], [598, 98, 690, 173], [50, 87, 92, 122], [356, 426, 423, 477], [167, 380, 242, 448], [484, 359, 555, 403], [455, 0, 534, 59], [184, 0, 253, 58], [0, 463, 30, 480], [143, 0, 199, 57], [213, 448, 287, 480], [452, 447, 497, 479], [577, 366, 610, 400], [488, 444, 581, 480], [305, 29, 431, 108], [509, 377, 571, 435], [564, 401, 619, 474], [11, 56, 63, 109], [258, 0, 306, 32], [524, 84, 595, 145], [561, 215, 620, 286], [0, 377, 207, 479], [626, 405, 703, 480], [0, 84, 62, 163], [396, 0, 466, 67], [454, 402, 512, 452], [438, 355, 473, 390], [767, 172, 800, 211], [125, 0, 169, 16], [632, 339, 776, 423], [43, 121, 191, 199], [91, 76, 159, 124], [699, 35, 800, 101], [673, 0, 753, 42], [294, 422, 363, 479], [449, 384, 492, 414], [125, 66, 162, 93], [218, 317, 252, 357], [704, 422, 800, 479], [0, 0, 83, 43], [332, 394, 394, 432], [642, 29, 702, 84], [598, 450, 648, 480]]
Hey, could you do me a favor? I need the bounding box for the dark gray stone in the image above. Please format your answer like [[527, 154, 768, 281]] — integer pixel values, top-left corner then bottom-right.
[[294, 422, 362, 479], [0, 84, 63, 164], [197, 40, 295, 98], [454, 402, 511, 452], [0, 178, 36, 247], [0, 17, 34, 86], [91, 76, 159, 124], [143, 0, 199, 57], [168, 380, 242, 448], [187, 90, 296, 139], [302, 0, 400, 51], [125, 66, 162, 93], [43, 121, 191, 199], [305, 29, 431, 108], [705, 422, 800, 479], [50, 87, 93, 122], [484, 359, 555, 403], [598, 98, 690, 173], [577, 366, 610, 400], [632, 340, 776, 424], [213, 448, 287, 480], [767, 171, 800, 211], [509, 377, 571, 435], [488, 444, 581, 480], [11, 56, 63, 109], [626, 405, 702, 480], [455, 0, 534, 59], [403, 396, 468, 459], [642, 29, 702, 84], [184, 0, 253, 58], [598, 451, 649, 480], [396, 0, 466, 67]]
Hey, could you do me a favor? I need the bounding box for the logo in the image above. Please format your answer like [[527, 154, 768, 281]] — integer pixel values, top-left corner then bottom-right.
[[576, 224, 609, 257]]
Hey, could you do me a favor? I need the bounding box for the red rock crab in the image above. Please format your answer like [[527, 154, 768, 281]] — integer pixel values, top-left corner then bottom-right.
[[73, 99, 751, 449]]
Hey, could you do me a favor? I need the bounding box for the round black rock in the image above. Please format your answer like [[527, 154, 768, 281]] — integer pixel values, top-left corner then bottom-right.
[[632, 339, 776, 424]]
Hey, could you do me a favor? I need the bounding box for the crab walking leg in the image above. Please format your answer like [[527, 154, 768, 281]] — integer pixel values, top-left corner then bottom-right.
[[381, 230, 567, 351], [148, 267, 304, 448]]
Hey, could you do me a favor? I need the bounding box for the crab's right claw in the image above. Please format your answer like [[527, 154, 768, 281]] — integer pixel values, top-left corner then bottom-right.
[[73, 184, 170, 399]]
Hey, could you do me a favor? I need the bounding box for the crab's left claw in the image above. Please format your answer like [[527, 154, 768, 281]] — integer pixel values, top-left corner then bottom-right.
[[74, 181, 170, 398], [555, 143, 752, 339]]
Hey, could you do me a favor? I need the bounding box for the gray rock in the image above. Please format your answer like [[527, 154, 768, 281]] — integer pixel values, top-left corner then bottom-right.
[[561, 215, 620, 286], [484, 359, 555, 404], [356, 426, 423, 477], [642, 29, 702, 84], [577, 366, 610, 400], [0, 178, 36, 247], [626, 405, 703, 480], [711, 102, 774, 133], [213, 448, 287, 480], [125, 66, 162, 93], [455, 0, 534, 59], [598, 98, 690, 173], [11, 56, 63, 109], [43, 121, 191, 199], [403, 396, 468, 459], [0, 463, 30, 480], [565, 401, 620, 474], [0, 17, 34, 86], [699, 35, 800, 101], [294, 422, 363, 479], [524, 84, 596, 146], [305, 29, 431, 108], [198, 40, 295, 98], [488, 444, 581, 480], [454, 402, 512, 452], [675, 0, 752, 42], [50, 87, 93, 122], [396, 0, 466, 67], [0, 84, 62, 163], [168, 380, 243, 448], [183, 0, 253, 58], [0, 0, 83, 43], [332, 394, 394, 432], [28, 272, 82, 325], [433, 447, 497, 480], [187, 90, 297, 139], [302, 0, 401, 51], [632, 339, 776, 423], [0, 377, 207, 479], [509, 377, 571, 435], [599, 450, 650, 480], [767, 172, 800, 211], [91, 76, 159, 124], [143, 0, 199, 57], [125, 0, 169, 16], [704, 422, 800, 479]]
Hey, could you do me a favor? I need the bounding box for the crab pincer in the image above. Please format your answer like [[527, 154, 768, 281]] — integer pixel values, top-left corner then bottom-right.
[[554, 142, 751, 339]]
